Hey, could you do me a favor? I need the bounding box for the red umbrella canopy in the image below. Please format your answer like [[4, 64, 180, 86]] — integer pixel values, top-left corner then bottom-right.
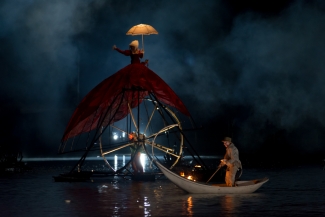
[[61, 63, 190, 141]]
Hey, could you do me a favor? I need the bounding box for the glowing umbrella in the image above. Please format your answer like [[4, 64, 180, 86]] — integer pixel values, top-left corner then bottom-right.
[[126, 24, 158, 52]]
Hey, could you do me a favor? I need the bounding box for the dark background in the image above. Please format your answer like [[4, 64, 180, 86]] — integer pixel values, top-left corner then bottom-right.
[[1, 0, 325, 166]]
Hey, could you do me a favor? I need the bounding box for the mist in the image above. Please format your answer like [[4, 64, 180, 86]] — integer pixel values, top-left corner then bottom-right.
[[1, 0, 325, 162]]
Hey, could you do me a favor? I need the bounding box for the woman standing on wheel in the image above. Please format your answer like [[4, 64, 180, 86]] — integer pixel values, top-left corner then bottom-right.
[[113, 40, 148, 66]]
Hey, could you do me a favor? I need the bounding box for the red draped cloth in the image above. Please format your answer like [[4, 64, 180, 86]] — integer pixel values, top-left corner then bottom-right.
[[61, 63, 190, 141]]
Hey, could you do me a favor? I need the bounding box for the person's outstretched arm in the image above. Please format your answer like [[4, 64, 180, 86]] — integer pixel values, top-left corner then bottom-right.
[[113, 45, 130, 56]]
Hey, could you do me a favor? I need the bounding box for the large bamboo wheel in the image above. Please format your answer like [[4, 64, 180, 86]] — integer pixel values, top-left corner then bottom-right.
[[99, 96, 184, 174]]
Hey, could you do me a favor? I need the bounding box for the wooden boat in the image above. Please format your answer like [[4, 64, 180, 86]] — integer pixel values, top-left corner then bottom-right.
[[154, 160, 269, 194]]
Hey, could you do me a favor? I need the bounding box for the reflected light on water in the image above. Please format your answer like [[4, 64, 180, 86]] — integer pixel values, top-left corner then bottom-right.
[[114, 155, 118, 171], [4, 161, 321, 216], [187, 196, 193, 216], [181, 196, 193, 216], [98, 185, 108, 193], [144, 196, 150, 216], [223, 195, 234, 212], [221, 194, 242, 216]]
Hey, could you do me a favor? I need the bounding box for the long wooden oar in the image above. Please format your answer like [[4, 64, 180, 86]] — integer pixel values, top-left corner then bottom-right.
[[206, 164, 222, 184]]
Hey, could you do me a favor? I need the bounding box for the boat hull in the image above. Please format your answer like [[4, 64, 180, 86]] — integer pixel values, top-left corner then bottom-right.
[[155, 160, 268, 194]]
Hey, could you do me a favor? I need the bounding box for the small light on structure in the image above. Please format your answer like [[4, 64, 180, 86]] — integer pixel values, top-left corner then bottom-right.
[[187, 175, 193, 180], [113, 134, 118, 140], [180, 172, 185, 177]]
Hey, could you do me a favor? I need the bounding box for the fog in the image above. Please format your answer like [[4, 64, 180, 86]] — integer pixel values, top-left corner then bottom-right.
[[1, 0, 325, 162]]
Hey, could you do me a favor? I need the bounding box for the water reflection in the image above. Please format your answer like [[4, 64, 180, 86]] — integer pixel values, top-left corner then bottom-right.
[[98, 184, 109, 193], [186, 196, 193, 216], [143, 196, 150, 216], [3, 160, 322, 216], [220, 195, 240, 217], [94, 180, 155, 216], [114, 155, 118, 171], [55, 159, 267, 216], [176, 193, 266, 216], [59, 157, 268, 217]]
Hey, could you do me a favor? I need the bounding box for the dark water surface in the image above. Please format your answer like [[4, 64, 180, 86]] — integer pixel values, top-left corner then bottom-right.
[[1, 160, 325, 217]]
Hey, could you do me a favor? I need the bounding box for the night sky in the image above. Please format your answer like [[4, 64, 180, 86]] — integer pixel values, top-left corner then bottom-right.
[[1, 0, 325, 164]]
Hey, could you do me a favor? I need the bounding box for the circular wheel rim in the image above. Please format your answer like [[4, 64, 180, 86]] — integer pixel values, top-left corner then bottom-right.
[[99, 98, 184, 173]]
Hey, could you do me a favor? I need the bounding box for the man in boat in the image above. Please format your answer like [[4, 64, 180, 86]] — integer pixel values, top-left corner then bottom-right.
[[113, 40, 149, 66], [128, 132, 144, 174], [220, 137, 242, 187]]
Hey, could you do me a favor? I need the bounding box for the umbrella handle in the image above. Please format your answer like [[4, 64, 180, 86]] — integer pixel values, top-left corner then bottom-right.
[[142, 34, 144, 54]]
